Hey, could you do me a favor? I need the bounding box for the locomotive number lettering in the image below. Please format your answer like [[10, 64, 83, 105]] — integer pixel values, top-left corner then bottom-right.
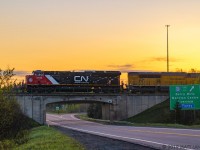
[[74, 76, 89, 83]]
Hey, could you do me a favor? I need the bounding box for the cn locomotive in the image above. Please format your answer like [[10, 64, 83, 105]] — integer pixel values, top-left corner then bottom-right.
[[25, 70, 121, 93], [128, 72, 200, 93]]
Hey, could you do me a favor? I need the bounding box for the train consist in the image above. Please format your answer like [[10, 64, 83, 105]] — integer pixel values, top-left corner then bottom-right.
[[128, 72, 200, 93], [25, 70, 121, 93], [25, 70, 200, 93]]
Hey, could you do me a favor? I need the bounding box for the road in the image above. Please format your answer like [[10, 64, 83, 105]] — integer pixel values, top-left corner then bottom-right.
[[46, 114, 200, 150]]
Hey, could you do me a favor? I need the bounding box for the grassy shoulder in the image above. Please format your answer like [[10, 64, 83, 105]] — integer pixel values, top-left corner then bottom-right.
[[76, 114, 200, 129], [14, 126, 85, 150]]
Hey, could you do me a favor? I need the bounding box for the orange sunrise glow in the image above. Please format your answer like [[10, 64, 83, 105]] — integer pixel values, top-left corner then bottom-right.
[[1, 0, 200, 83]]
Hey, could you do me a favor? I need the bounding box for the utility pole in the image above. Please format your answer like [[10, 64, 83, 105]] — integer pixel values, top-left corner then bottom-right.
[[165, 25, 170, 72]]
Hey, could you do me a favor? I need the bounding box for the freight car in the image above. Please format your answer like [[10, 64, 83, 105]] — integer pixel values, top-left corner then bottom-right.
[[25, 70, 121, 93], [128, 72, 200, 93]]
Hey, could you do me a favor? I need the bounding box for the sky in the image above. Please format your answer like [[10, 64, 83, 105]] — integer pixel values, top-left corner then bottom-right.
[[1, 0, 200, 82]]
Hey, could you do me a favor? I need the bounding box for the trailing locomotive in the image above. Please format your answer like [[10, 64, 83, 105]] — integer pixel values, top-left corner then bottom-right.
[[25, 70, 121, 93], [128, 72, 200, 93]]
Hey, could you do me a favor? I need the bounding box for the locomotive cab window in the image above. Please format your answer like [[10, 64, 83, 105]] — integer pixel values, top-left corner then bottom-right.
[[33, 70, 44, 76]]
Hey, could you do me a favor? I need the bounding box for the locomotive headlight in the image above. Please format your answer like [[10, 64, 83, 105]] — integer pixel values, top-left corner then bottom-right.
[[29, 77, 33, 83]]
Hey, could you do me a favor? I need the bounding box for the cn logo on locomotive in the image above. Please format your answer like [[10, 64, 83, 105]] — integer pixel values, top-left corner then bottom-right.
[[74, 76, 89, 83]]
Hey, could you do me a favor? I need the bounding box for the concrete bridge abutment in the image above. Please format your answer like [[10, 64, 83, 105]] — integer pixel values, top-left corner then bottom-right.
[[16, 94, 169, 124], [102, 94, 169, 121], [16, 96, 46, 124]]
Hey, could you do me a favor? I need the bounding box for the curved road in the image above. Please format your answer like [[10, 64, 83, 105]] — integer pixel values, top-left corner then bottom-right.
[[46, 114, 200, 150]]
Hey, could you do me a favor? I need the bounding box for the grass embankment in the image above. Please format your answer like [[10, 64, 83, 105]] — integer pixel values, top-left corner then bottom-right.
[[77, 99, 200, 129], [126, 99, 200, 129], [14, 126, 85, 150], [126, 99, 171, 123]]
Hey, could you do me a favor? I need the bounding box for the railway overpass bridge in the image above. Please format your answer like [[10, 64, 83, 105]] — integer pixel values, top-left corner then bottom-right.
[[15, 93, 169, 124]]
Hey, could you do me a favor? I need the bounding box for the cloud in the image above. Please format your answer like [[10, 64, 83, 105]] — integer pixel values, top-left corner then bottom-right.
[[14, 70, 31, 77], [107, 64, 135, 72], [149, 57, 181, 62], [150, 57, 166, 62], [108, 64, 134, 69]]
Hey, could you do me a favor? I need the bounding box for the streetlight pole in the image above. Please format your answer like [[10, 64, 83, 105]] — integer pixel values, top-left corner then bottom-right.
[[165, 25, 170, 72]]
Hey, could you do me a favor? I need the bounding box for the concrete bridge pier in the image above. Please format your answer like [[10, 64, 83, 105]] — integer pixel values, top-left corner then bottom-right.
[[102, 103, 116, 121], [102, 95, 126, 121]]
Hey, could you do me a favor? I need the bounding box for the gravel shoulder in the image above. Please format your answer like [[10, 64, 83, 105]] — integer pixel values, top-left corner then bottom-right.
[[53, 125, 158, 150]]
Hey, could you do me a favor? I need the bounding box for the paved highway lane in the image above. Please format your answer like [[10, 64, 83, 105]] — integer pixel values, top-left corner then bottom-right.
[[46, 114, 200, 150]]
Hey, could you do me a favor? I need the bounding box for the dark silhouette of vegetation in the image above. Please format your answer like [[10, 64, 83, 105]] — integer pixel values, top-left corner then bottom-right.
[[0, 68, 39, 148], [171, 101, 182, 124], [87, 103, 102, 119]]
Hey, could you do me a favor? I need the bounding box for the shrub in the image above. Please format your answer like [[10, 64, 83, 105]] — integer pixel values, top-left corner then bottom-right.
[[87, 103, 102, 119], [0, 68, 40, 141], [0, 97, 22, 140], [0, 140, 16, 149], [14, 130, 30, 145]]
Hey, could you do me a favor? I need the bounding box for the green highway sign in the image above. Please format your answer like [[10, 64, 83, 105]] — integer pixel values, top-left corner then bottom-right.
[[170, 85, 200, 110], [56, 106, 59, 111]]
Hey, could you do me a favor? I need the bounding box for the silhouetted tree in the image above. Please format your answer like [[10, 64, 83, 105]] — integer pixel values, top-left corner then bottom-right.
[[87, 103, 102, 119], [170, 101, 182, 124], [0, 68, 38, 140]]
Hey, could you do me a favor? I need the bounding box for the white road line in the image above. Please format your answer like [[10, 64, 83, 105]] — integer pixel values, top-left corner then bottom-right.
[[47, 114, 61, 117], [70, 114, 81, 120], [47, 119, 194, 150], [132, 126, 200, 132], [47, 114, 200, 132]]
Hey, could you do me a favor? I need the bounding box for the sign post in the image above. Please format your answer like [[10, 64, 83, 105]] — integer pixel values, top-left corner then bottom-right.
[[170, 85, 200, 110], [56, 106, 59, 114]]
